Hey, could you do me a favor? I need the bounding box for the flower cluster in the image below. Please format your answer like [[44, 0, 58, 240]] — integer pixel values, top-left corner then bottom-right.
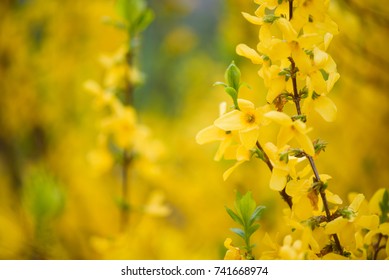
[[84, 0, 169, 232], [197, 0, 388, 259]]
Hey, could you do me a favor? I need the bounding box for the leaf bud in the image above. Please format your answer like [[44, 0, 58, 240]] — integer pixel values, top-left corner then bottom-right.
[[225, 61, 241, 91]]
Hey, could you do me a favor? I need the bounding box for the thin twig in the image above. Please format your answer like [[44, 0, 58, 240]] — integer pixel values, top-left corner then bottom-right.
[[288, 43, 344, 254]]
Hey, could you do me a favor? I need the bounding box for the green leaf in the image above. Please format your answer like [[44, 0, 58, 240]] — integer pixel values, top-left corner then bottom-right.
[[251, 147, 265, 161], [247, 223, 260, 237], [379, 189, 389, 223], [22, 167, 65, 223], [225, 206, 243, 225], [299, 86, 308, 99], [213, 81, 228, 87], [116, 0, 146, 26], [250, 205, 266, 225], [226, 191, 265, 258], [225, 87, 239, 110], [224, 61, 241, 91], [135, 8, 154, 33], [225, 87, 237, 100], [230, 228, 245, 239], [239, 82, 252, 90], [236, 192, 256, 227], [313, 138, 328, 155]]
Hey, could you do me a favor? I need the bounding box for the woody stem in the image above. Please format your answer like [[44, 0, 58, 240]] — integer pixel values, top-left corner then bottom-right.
[[290, 55, 343, 253], [120, 47, 136, 231]]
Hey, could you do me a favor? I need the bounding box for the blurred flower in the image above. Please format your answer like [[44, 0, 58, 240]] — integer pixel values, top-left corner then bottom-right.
[[143, 191, 171, 217]]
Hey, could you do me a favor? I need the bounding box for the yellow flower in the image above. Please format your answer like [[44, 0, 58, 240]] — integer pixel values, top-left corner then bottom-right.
[[279, 235, 305, 260], [223, 238, 242, 260], [264, 111, 315, 156], [259, 62, 293, 103], [87, 147, 114, 175], [368, 188, 387, 216], [84, 79, 116, 109], [263, 142, 306, 191], [214, 99, 270, 150], [102, 105, 137, 149], [302, 94, 337, 122], [196, 102, 235, 161], [236, 44, 263, 64], [222, 145, 251, 181], [143, 191, 171, 217], [324, 194, 382, 252]]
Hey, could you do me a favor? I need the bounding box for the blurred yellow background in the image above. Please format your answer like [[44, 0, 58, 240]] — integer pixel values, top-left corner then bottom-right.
[[0, 0, 388, 259]]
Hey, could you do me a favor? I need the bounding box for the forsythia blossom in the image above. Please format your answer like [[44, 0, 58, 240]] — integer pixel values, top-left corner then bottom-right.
[[196, 0, 388, 260]]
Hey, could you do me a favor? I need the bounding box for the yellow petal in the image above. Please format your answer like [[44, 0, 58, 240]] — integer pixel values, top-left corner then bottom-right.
[[239, 127, 259, 149], [323, 55, 337, 73], [326, 72, 340, 93], [295, 132, 315, 156], [270, 167, 288, 191], [263, 142, 278, 163], [84, 80, 102, 95], [314, 95, 337, 122], [325, 217, 348, 235], [219, 101, 228, 116], [265, 111, 292, 126], [259, 23, 272, 43], [326, 190, 343, 205], [223, 161, 245, 181], [237, 98, 255, 110], [379, 223, 389, 235], [266, 76, 286, 103], [321, 253, 348, 260], [364, 229, 379, 245], [309, 70, 327, 94], [294, 195, 315, 220], [286, 179, 306, 197], [356, 215, 379, 230], [224, 238, 233, 249], [224, 145, 239, 160], [349, 194, 365, 212], [214, 110, 245, 131], [242, 12, 263, 25], [277, 126, 294, 148], [313, 47, 329, 68], [323, 32, 333, 50], [214, 137, 233, 161], [223, 238, 242, 260], [276, 17, 297, 41], [196, 125, 225, 144], [291, 44, 311, 74], [297, 33, 323, 49], [236, 44, 263, 64], [236, 145, 251, 161], [268, 40, 291, 61], [368, 188, 386, 215]]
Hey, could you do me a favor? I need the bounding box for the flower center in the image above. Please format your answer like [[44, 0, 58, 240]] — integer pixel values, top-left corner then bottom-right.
[[245, 112, 256, 124]]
